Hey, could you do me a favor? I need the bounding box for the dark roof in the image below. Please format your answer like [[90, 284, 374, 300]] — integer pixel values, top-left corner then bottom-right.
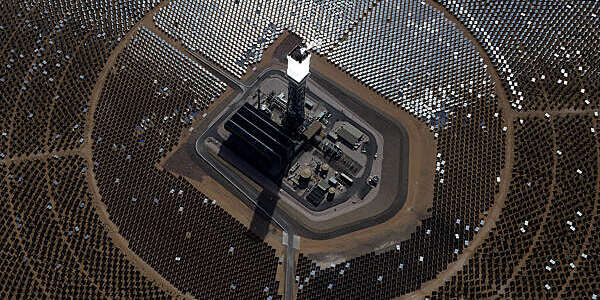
[[289, 44, 309, 63], [225, 103, 295, 166]]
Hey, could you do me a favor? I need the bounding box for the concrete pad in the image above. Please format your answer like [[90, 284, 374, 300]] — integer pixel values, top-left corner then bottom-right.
[[283, 232, 289, 246]]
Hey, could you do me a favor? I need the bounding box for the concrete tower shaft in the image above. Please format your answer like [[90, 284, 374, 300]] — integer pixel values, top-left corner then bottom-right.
[[285, 45, 311, 133]]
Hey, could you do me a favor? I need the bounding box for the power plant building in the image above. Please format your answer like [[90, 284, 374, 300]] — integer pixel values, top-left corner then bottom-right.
[[224, 103, 297, 178], [336, 124, 364, 148], [223, 44, 314, 180]]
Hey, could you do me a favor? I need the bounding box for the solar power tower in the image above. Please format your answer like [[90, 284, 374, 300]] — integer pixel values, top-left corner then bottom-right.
[[284, 44, 311, 134]]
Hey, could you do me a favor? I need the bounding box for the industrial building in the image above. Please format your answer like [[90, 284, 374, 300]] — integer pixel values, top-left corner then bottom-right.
[[222, 44, 314, 179], [336, 124, 364, 149], [224, 103, 298, 178]]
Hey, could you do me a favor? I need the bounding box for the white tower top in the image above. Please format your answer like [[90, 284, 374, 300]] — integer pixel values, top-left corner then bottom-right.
[[286, 45, 311, 83]]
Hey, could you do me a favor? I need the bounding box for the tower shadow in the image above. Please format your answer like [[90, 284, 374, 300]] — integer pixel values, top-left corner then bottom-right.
[[218, 134, 290, 241], [219, 41, 310, 242], [248, 186, 281, 241], [246, 164, 288, 241]]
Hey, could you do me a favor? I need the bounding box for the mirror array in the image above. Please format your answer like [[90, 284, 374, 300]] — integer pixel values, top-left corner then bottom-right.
[[1, 0, 598, 299]]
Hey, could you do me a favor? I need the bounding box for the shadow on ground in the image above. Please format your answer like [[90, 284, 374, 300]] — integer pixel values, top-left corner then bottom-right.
[[219, 135, 289, 241], [248, 189, 281, 240]]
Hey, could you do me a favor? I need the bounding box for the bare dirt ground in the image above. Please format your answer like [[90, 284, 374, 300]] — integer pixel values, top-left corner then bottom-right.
[[81, 0, 592, 297], [151, 22, 292, 295], [44, 3, 502, 298], [152, 27, 295, 249], [158, 27, 435, 290], [80, 1, 187, 298], [162, 29, 436, 267], [399, 1, 516, 298], [160, 155, 285, 256], [7, 0, 597, 299]]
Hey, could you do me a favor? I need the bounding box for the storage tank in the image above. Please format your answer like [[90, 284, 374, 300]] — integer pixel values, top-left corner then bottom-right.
[[320, 163, 330, 176], [327, 187, 336, 201], [299, 168, 312, 188]]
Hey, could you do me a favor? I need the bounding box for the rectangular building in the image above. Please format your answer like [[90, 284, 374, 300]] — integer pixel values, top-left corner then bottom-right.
[[336, 124, 364, 148], [224, 103, 297, 178]]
